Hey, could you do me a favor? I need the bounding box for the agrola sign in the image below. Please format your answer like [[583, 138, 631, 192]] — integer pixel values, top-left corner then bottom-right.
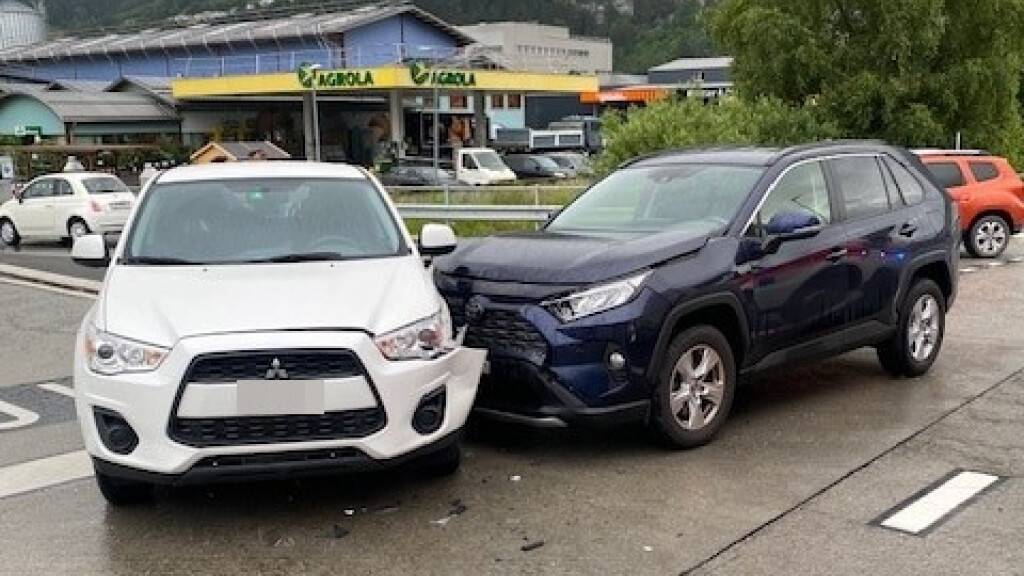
[[295, 62, 477, 90]]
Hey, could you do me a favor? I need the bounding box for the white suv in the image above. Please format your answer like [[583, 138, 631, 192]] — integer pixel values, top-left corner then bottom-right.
[[0, 172, 135, 246], [71, 161, 486, 505]]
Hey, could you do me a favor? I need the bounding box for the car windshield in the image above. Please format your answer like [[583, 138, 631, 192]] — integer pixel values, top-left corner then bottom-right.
[[549, 156, 574, 168], [472, 151, 507, 171], [82, 176, 129, 194], [547, 164, 765, 234], [533, 156, 560, 170], [124, 178, 404, 265]]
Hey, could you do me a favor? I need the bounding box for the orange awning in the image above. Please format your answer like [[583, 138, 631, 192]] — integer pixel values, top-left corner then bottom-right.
[[581, 86, 671, 104]]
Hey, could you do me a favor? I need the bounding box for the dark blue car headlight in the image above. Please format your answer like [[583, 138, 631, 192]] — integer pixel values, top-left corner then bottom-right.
[[542, 270, 651, 323]]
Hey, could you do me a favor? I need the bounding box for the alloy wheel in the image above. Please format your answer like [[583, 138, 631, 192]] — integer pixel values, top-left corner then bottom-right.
[[69, 221, 88, 238], [975, 220, 1007, 256], [0, 221, 14, 244], [669, 344, 725, 431], [907, 294, 940, 362]]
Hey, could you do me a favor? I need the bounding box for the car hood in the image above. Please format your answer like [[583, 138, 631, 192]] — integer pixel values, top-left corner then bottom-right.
[[436, 228, 712, 285], [97, 256, 438, 347]]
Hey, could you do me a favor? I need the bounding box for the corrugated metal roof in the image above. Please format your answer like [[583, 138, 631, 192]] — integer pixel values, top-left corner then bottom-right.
[[0, 89, 179, 122], [648, 57, 734, 73], [0, 3, 473, 62]]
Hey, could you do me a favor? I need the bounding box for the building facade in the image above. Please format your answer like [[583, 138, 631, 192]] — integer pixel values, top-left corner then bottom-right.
[[458, 22, 613, 74]]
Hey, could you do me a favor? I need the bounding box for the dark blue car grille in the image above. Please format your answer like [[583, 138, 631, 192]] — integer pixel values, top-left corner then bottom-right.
[[445, 295, 548, 364]]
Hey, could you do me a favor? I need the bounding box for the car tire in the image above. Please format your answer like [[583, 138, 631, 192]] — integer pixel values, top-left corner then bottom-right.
[[95, 469, 154, 506], [650, 325, 737, 449], [419, 443, 462, 477], [877, 279, 946, 378], [966, 214, 1010, 258], [67, 218, 91, 242], [0, 218, 19, 247]]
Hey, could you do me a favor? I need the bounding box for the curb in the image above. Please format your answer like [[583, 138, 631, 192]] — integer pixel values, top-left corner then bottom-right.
[[0, 264, 101, 295]]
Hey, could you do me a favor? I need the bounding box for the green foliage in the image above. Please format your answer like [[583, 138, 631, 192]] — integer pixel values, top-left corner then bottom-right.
[[712, 0, 1024, 166], [595, 97, 840, 173]]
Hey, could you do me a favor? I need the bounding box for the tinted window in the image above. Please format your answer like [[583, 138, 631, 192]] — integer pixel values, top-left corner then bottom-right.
[[548, 164, 764, 234], [925, 162, 966, 188], [82, 176, 129, 194], [126, 178, 403, 265], [969, 162, 1000, 183], [831, 156, 890, 220], [750, 161, 831, 235], [883, 157, 925, 205], [22, 180, 54, 199]]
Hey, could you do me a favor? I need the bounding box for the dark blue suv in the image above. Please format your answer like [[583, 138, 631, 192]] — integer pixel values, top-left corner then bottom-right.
[[436, 142, 959, 448]]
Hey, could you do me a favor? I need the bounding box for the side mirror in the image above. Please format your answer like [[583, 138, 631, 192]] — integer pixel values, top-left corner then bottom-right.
[[419, 223, 457, 257], [760, 211, 823, 255], [12, 186, 22, 203], [71, 234, 109, 267]]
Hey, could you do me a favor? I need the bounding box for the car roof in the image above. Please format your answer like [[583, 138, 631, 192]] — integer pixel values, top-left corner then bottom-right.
[[917, 153, 1006, 163], [625, 140, 900, 168], [157, 161, 366, 184], [36, 171, 117, 181]]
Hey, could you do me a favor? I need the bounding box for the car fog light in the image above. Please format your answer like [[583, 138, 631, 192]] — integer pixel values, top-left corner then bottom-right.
[[94, 407, 139, 455], [413, 388, 446, 435], [608, 351, 627, 371]]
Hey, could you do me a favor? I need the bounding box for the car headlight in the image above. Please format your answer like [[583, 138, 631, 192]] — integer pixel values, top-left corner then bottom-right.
[[374, 309, 455, 361], [543, 270, 651, 323], [84, 325, 169, 375]]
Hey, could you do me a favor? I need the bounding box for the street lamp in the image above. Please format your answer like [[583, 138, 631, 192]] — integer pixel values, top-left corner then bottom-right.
[[309, 63, 322, 162]]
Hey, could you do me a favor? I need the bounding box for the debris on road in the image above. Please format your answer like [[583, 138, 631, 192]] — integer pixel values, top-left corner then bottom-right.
[[521, 540, 545, 552], [510, 475, 522, 482], [430, 499, 469, 526]]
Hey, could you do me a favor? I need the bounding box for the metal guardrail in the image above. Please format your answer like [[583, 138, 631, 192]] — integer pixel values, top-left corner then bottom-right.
[[396, 204, 560, 222]]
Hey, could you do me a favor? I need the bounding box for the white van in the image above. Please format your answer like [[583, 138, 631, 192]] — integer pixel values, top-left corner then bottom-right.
[[455, 148, 517, 186], [71, 161, 486, 504]]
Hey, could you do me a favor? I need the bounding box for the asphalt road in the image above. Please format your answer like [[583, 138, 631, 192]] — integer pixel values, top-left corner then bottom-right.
[[0, 242, 1023, 575]]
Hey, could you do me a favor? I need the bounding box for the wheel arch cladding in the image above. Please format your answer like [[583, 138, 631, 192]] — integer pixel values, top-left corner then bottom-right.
[[971, 209, 1014, 231], [910, 261, 952, 304], [647, 294, 749, 380]]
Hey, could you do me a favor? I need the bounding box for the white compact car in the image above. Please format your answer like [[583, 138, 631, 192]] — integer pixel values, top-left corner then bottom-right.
[[0, 172, 135, 246], [71, 161, 486, 505]]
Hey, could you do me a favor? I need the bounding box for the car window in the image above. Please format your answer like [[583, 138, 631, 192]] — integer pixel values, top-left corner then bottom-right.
[[925, 162, 966, 188], [548, 164, 764, 234], [831, 156, 891, 220], [883, 157, 925, 205], [749, 161, 831, 236], [969, 162, 1000, 183], [82, 176, 129, 194], [55, 179, 74, 196], [22, 180, 53, 199], [463, 154, 479, 170], [125, 178, 405, 265]]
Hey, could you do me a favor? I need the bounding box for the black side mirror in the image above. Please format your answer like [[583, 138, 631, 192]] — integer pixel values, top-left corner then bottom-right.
[[760, 211, 823, 255], [12, 187, 22, 203]]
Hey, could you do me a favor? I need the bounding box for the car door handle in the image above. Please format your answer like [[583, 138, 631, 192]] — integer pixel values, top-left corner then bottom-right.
[[899, 223, 918, 237], [826, 247, 848, 263]]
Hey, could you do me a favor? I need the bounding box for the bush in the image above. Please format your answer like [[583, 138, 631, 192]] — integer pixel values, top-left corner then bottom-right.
[[595, 97, 840, 174]]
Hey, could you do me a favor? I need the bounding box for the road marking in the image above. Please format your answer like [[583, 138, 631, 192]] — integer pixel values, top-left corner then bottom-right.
[[38, 382, 75, 399], [0, 399, 40, 430], [0, 450, 93, 500], [878, 470, 1001, 535]]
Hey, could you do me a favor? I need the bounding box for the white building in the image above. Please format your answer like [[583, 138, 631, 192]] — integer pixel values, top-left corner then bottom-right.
[[459, 22, 613, 74]]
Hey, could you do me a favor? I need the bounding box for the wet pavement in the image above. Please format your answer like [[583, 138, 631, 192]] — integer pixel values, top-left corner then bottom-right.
[[0, 242, 1023, 575]]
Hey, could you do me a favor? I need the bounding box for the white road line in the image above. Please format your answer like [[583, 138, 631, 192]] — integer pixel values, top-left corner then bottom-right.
[[0, 399, 40, 430], [38, 382, 76, 399], [880, 471, 1000, 535], [0, 450, 93, 500]]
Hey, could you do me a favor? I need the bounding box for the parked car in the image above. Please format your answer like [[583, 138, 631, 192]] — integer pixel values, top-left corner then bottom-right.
[[0, 172, 134, 246], [546, 152, 594, 178], [502, 154, 570, 180], [455, 148, 517, 186], [436, 143, 958, 448], [380, 166, 458, 187], [916, 150, 1024, 258], [71, 161, 486, 505]]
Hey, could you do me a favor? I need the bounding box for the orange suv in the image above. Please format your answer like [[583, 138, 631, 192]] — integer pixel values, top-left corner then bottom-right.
[[917, 150, 1024, 258]]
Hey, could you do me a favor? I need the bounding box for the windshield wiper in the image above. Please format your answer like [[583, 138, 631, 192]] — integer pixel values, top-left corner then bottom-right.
[[241, 252, 349, 264], [119, 256, 204, 266]]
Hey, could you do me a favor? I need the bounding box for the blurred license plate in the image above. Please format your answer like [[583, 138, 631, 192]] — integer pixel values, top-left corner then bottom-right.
[[236, 380, 324, 416]]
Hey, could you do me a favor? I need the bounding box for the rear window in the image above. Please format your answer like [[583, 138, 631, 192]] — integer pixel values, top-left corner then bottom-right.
[[925, 162, 966, 189], [969, 162, 1000, 183], [82, 176, 129, 195]]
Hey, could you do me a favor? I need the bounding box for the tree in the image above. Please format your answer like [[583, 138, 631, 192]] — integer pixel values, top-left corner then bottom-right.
[[596, 97, 839, 173], [712, 0, 1024, 165]]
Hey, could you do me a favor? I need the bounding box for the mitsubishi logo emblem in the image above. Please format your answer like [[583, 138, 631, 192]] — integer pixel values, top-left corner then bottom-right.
[[265, 358, 289, 380]]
